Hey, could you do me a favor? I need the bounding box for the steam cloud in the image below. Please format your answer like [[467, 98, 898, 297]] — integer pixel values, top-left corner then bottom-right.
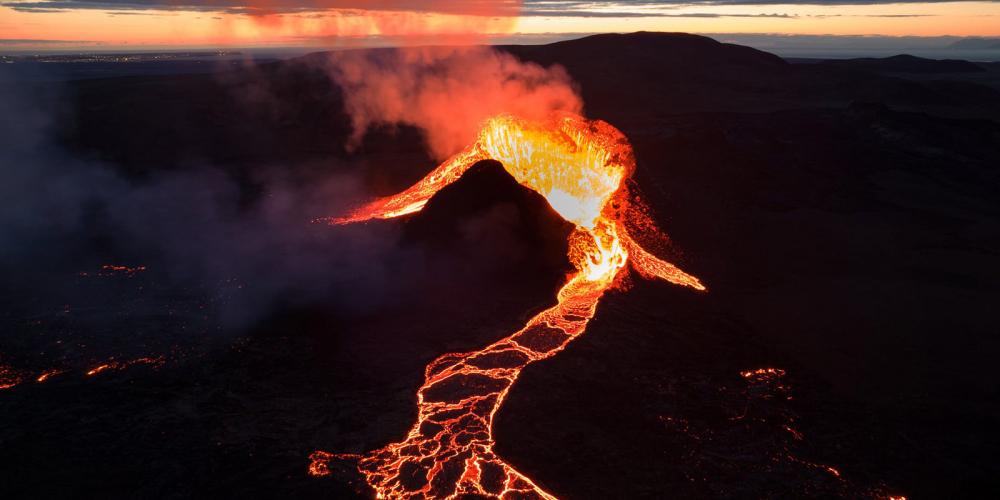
[[323, 46, 583, 160]]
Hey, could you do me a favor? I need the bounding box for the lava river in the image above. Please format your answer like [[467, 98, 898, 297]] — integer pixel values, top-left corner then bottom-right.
[[310, 111, 705, 500]]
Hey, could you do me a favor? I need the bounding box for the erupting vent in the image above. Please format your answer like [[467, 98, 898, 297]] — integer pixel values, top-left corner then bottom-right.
[[311, 112, 705, 500]]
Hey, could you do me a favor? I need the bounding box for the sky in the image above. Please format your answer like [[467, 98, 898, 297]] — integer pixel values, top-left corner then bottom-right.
[[0, 0, 998, 51]]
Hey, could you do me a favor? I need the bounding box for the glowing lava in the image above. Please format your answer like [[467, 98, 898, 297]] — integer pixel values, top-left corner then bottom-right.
[[1, 360, 26, 390], [311, 112, 705, 499], [85, 357, 166, 377]]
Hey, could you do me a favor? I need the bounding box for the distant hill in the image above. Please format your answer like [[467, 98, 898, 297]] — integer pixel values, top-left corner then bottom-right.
[[56, 32, 1000, 175], [948, 37, 1000, 50], [820, 54, 985, 73], [501, 33, 999, 122]]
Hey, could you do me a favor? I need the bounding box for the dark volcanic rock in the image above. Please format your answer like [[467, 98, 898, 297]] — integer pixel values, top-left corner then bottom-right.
[[403, 160, 574, 289]]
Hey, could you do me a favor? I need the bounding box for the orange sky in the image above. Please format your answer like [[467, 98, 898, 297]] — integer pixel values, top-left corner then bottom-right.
[[1, 2, 998, 50]]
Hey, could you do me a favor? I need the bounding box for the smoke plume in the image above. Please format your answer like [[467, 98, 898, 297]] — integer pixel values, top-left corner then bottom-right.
[[323, 46, 583, 160]]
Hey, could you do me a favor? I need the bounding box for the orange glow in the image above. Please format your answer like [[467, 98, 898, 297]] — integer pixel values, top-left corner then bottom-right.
[[1, 2, 998, 51], [311, 111, 704, 499], [0, 6, 521, 50], [1, 361, 25, 390], [36, 369, 68, 382], [85, 356, 165, 376], [86, 364, 112, 376], [741, 367, 786, 380]]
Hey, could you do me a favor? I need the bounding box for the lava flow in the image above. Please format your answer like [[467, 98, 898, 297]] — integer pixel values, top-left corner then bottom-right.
[[311, 112, 705, 500]]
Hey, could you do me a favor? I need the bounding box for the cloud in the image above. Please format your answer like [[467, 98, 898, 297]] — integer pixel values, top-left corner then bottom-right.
[[805, 13, 937, 17], [0, 0, 524, 15], [518, 0, 990, 17], [523, 0, 994, 7], [0, 38, 98, 44], [519, 9, 671, 17], [520, 9, 794, 17], [2, 0, 247, 13], [2, 0, 995, 16], [665, 12, 796, 17], [107, 9, 179, 14]]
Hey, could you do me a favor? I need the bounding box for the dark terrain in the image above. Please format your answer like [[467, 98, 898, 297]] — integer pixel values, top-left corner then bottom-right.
[[1, 32, 998, 499]]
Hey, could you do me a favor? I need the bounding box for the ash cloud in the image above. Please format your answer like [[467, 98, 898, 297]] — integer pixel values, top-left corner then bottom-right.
[[322, 46, 582, 160]]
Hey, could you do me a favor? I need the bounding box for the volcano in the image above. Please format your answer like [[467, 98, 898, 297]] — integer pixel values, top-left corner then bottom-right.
[[311, 112, 703, 500]]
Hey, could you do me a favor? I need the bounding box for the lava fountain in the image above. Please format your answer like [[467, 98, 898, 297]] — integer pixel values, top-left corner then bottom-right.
[[310, 111, 705, 499]]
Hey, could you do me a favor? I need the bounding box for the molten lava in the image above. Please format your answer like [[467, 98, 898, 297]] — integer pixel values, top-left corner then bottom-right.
[[1, 360, 25, 390], [311, 112, 705, 499]]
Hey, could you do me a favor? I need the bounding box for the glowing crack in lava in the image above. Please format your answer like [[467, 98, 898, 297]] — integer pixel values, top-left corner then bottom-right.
[[310, 112, 705, 499]]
